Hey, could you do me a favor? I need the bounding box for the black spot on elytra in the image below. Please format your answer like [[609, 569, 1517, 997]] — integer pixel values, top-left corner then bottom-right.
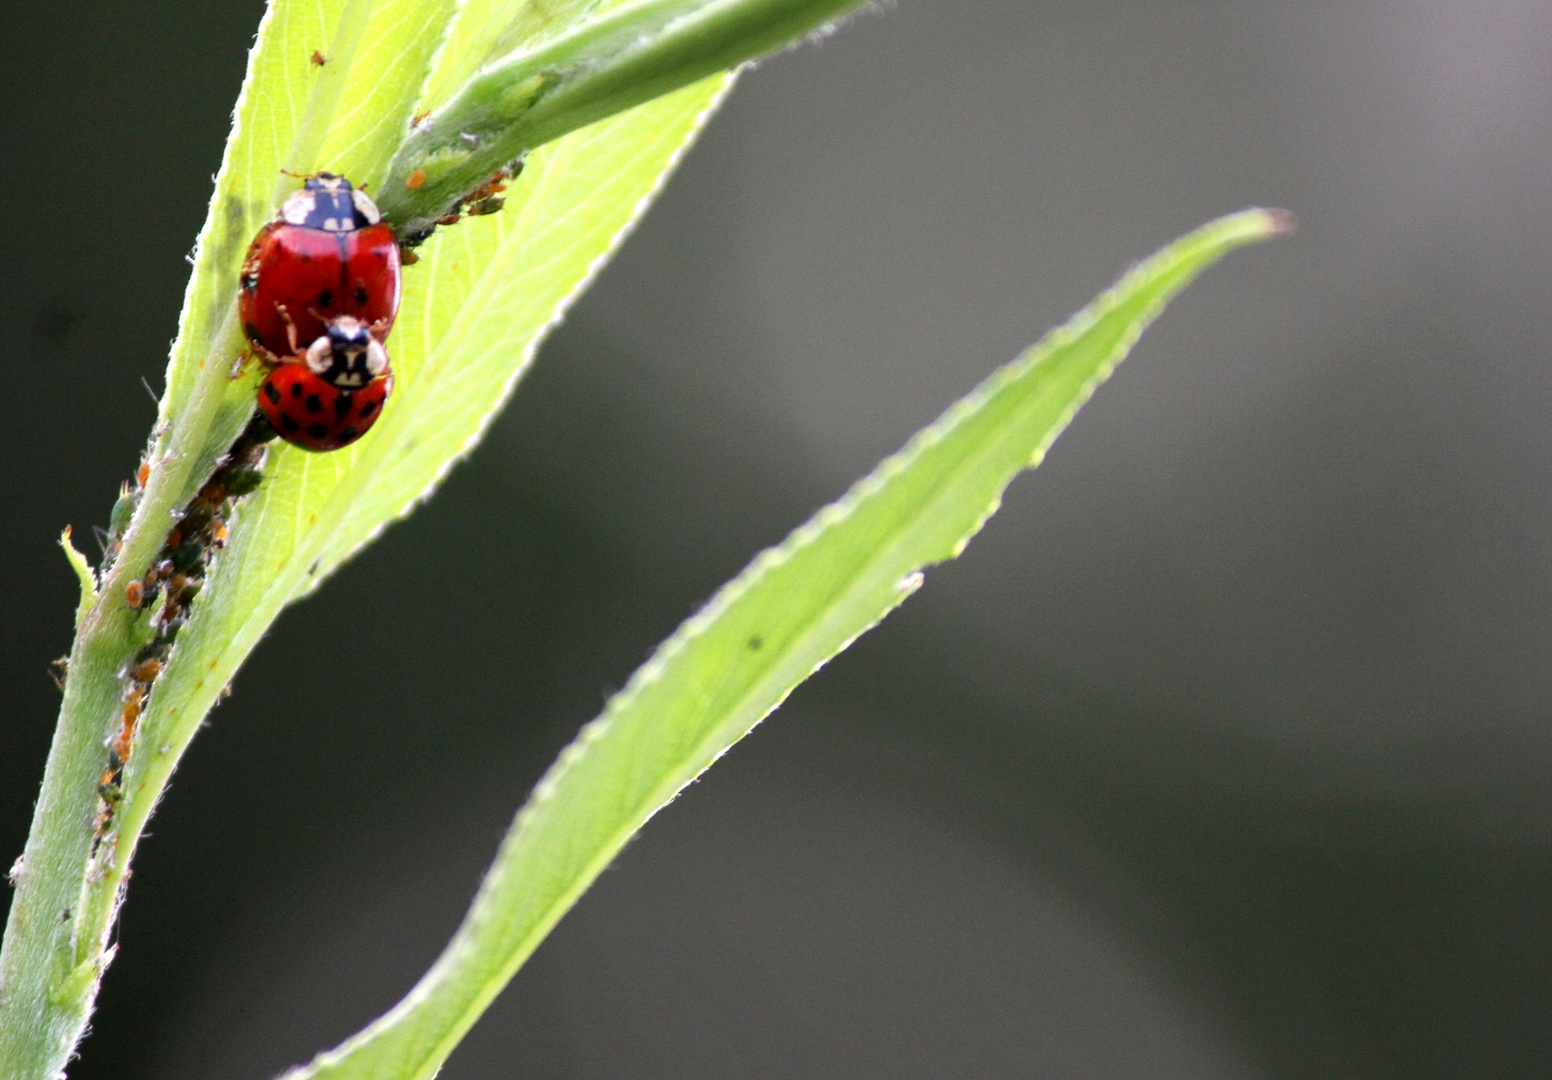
[[318, 288, 334, 307], [264, 382, 281, 404], [307, 423, 328, 439], [280, 413, 301, 433], [290, 382, 303, 398], [359, 399, 377, 419], [333, 394, 352, 418], [304, 394, 323, 413], [353, 286, 369, 306], [339, 427, 358, 443]]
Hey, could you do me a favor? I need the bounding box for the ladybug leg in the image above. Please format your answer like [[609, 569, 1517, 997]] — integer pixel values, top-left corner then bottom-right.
[[275, 303, 299, 355], [369, 318, 389, 340]]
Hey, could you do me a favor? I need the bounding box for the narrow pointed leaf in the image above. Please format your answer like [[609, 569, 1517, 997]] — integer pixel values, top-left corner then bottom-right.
[[378, 0, 876, 238], [283, 209, 1290, 1080]]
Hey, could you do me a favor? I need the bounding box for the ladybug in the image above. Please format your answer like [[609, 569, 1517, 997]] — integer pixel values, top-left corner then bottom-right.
[[239, 173, 401, 362], [258, 359, 393, 453]]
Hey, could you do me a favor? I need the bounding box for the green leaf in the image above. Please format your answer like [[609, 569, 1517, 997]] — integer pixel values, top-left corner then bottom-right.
[[59, 529, 96, 630], [377, 0, 876, 239], [416, 0, 612, 112], [150, 0, 459, 519], [281, 208, 1290, 1080]]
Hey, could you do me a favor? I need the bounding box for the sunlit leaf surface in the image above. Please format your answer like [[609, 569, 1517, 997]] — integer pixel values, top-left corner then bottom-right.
[[283, 209, 1289, 1080]]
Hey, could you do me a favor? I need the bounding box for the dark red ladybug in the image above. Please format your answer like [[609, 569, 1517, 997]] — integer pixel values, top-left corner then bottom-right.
[[239, 174, 401, 362], [258, 355, 393, 453]]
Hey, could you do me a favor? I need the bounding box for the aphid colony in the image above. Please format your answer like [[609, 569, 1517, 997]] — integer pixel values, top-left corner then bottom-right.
[[242, 173, 402, 451], [90, 423, 267, 838]]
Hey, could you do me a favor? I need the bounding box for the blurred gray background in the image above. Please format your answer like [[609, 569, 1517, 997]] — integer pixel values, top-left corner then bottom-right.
[[4, 1, 1552, 1077]]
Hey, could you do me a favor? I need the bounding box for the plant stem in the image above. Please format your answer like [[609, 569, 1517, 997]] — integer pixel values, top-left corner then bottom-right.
[[0, 306, 246, 1077], [0, 622, 130, 1077], [377, 0, 875, 238]]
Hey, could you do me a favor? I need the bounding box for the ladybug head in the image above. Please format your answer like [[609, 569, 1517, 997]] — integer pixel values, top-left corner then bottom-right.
[[305, 317, 390, 389], [280, 172, 383, 233]]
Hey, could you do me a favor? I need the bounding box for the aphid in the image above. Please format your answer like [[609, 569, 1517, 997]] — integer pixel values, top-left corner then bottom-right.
[[224, 467, 265, 498], [114, 689, 145, 765], [310, 49, 327, 66], [125, 580, 145, 609], [168, 537, 207, 574], [239, 173, 401, 363], [108, 482, 136, 536]]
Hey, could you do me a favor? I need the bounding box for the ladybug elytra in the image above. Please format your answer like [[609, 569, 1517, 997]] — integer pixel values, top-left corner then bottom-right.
[[257, 360, 393, 453], [239, 173, 401, 362]]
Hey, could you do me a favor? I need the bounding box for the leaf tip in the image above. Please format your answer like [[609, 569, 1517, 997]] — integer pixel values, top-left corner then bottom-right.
[[60, 527, 98, 614], [1262, 207, 1298, 238]]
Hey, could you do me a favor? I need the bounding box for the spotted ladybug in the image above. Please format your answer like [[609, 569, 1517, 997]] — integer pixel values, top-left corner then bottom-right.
[[239, 174, 401, 362], [258, 356, 393, 453]]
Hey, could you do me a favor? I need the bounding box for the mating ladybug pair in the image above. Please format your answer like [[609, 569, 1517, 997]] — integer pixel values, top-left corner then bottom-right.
[[240, 174, 402, 451]]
